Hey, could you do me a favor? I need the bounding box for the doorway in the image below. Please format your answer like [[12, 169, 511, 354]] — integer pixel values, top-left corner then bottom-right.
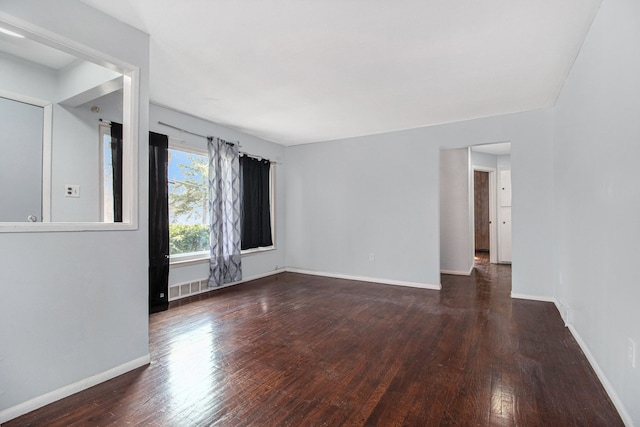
[[439, 144, 511, 275], [472, 167, 497, 264], [474, 170, 490, 252], [470, 143, 511, 265]]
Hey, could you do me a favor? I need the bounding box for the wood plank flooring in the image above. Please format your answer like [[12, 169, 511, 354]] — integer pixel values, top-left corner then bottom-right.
[[5, 255, 623, 426]]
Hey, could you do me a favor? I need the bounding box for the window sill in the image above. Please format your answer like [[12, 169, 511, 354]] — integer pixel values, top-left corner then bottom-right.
[[170, 246, 276, 267], [170, 255, 208, 267], [242, 245, 276, 256]]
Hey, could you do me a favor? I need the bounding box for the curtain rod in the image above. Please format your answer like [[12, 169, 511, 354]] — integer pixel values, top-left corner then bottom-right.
[[158, 120, 280, 164], [158, 121, 207, 139], [158, 121, 241, 147], [240, 151, 281, 165]]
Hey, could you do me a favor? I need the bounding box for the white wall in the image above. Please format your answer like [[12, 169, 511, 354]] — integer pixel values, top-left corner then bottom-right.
[[0, 41, 125, 223], [471, 150, 497, 169], [0, 50, 56, 102], [0, 0, 149, 422], [553, 0, 640, 422], [50, 92, 122, 222], [0, 97, 43, 222], [56, 60, 122, 105], [497, 154, 511, 169], [285, 109, 554, 292], [149, 104, 287, 288], [440, 148, 473, 274]]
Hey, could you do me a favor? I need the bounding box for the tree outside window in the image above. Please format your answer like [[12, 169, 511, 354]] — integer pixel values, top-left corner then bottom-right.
[[168, 149, 209, 255]]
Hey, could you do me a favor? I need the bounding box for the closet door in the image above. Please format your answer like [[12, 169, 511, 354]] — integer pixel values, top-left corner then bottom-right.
[[0, 97, 43, 222], [149, 131, 169, 313]]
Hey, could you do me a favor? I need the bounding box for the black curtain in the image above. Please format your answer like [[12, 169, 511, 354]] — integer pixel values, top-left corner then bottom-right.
[[149, 131, 169, 314], [240, 155, 272, 250], [110, 122, 123, 222]]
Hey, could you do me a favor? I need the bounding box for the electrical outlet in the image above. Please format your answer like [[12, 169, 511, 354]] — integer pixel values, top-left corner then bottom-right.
[[65, 184, 80, 198], [628, 338, 636, 368], [368, 253, 375, 262]]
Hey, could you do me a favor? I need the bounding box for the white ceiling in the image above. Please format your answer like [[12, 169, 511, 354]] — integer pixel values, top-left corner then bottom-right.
[[471, 142, 511, 156], [81, 0, 602, 145]]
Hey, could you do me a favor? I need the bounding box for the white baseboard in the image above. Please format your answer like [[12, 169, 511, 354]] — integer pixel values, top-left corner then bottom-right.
[[169, 268, 287, 301], [440, 265, 474, 276], [554, 298, 572, 326], [0, 354, 150, 424], [243, 268, 287, 282], [509, 294, 632, 426], [285, 268, 441, 291], [215, 268, 287, 289], [566, 324, 633, 426], [510, 292, 556, 303]]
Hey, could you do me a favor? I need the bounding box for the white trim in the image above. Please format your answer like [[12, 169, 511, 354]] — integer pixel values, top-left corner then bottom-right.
[[497, 168, 512, 263], [473, 166, 497, 264], [554, 297, 572, 326], [567, 324, 633, 426], [121, 69, 139, 228], [269, 162, 276, 247], [170, 251, 208, 265], [285, 268, 441, 290], [509, 294, 632, 425], [169, 269, 287, 301], [0, 221, 138, 233], [41, 104, 53, 222], [236, 269, 285, 283], [242, 245, 276, 256], [0, 92, 53, 223], [510, 292, 557, 303], [441, 265, 474, 276], [0, 89, 50, 108], [98, 123, 110, 222], [169, 269, 441, 301], [467, 148, 475, 271], [170, 246, 277, 267], [0, 14, 140, 233], [0, 354, 150, 424], [168, 139, 207, 155], [0, 13, 137, 75]]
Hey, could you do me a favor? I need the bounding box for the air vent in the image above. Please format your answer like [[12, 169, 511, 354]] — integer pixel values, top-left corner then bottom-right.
[[169, 277, 210, 301]]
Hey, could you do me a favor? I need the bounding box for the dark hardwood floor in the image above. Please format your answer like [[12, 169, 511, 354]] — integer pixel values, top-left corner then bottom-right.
[[5, 255, 622, 426]]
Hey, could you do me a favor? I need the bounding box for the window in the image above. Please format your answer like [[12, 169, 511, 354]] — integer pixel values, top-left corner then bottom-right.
[[100, 124, 114, 222], [168, 145, 274, 263], [168, 147, 209, 260], [240, 155, 274, 250]]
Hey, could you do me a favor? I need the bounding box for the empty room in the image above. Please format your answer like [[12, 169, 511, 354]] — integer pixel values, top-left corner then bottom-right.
[[0, 0, 638, 425]]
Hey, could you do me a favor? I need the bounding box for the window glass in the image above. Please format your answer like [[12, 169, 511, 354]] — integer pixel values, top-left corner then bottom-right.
[[168, 148, 209, 256], [100, 125, 114, 222], [167, 147, 275, 261]]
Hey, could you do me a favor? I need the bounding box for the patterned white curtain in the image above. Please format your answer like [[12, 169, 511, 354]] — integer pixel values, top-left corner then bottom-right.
[[207, 137, 242, 287]]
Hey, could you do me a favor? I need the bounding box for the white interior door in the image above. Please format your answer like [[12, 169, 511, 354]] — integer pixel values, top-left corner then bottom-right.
[[498, 169, 512, 263], [0, 97, 43, 222]]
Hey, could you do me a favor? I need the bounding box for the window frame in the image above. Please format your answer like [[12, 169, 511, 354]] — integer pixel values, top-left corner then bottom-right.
[[167, 142, 275, 266], [167, 142, 210, 264], [0, 15, 140, 233], [240, 156, 275, 253], [99, 123, 112, 222]]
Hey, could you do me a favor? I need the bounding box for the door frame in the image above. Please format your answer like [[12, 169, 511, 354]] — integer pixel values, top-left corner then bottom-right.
[[472, 166, 497, 264]]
